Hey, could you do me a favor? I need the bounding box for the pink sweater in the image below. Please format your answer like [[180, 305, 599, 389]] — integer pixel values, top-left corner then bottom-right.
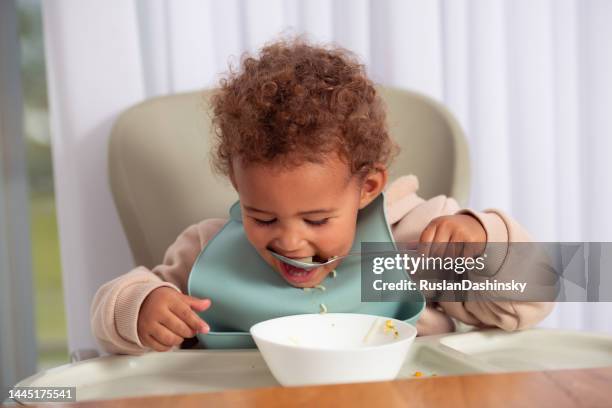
[[91, 175, 554, 355]]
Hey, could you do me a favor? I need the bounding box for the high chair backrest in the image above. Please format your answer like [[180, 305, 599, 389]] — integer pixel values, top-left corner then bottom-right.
[[109, 87, 470, 269]]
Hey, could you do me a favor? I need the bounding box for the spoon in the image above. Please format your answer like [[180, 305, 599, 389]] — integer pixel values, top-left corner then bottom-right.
[[269, 248, 418, 270]]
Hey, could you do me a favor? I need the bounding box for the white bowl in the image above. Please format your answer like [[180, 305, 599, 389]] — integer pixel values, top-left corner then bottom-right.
[[250, 313, 417, 386]]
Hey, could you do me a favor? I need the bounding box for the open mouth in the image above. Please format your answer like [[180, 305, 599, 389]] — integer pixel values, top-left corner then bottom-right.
[[279, 261, 318, 284], [312, 254, 328, 263], [277, 254, 328, 285]]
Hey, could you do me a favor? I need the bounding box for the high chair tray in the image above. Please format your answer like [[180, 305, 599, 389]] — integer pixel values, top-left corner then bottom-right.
[[12, 328, 612, 404]]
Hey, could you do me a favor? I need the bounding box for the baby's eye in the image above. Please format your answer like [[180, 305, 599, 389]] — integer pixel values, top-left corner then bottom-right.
[[252, 218, 277, 226], [305, 218, 329, 226]]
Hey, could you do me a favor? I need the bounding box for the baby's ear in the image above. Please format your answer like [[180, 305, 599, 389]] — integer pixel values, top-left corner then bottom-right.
[[359, 165, 388, 209]]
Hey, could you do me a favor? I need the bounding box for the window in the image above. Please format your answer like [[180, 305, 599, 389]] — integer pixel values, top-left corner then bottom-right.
[[19, 0, 68, 370]]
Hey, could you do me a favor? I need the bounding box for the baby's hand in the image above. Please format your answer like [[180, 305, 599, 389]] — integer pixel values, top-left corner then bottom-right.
[[137, 286, 211, 352], [418, 214, 487, 259]]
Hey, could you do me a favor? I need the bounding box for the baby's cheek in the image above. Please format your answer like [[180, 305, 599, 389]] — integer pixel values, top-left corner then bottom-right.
[[243, 224, 267, 246], [322, 222, 356, 254]]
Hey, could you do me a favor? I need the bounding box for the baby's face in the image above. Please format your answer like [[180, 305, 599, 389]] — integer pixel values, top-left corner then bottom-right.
[[231, 154, 385, 288]]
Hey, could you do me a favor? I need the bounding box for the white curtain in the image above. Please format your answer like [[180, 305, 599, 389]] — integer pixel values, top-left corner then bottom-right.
[[42, 0, 612, 353]]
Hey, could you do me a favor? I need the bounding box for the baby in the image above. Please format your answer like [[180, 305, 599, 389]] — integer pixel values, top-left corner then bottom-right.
[[91, 38, 553, 354]]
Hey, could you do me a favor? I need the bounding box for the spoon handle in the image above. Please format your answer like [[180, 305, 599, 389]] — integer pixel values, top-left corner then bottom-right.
[[344, 248, 418, 255], [334, 248, 418, 260]]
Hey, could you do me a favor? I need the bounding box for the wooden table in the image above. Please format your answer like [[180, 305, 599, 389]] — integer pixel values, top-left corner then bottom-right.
[[8, 366, 612, 407]]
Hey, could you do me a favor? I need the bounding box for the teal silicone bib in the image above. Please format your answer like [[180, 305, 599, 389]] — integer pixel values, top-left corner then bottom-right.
[[188, 192, 425, 348]]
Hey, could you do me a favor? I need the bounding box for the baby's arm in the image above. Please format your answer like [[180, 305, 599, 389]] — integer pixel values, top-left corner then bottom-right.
[[386, 175, 554, 332], [437, 209, 555, 331], [90, 218, 227, 355]]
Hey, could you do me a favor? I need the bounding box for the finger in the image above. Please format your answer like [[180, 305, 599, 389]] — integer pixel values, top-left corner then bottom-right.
[[170, 301, 210, 334], [181, 295, 212, 312], [160, 311, 197, 339], [144, 333, 172, 352], [430, 224, 452, 259], [151, 322, 184, 347], [418, 224, 437, 257], [461, 237, 480, 259], [448, 232, 464, 260], [469, 240, 487, 259]]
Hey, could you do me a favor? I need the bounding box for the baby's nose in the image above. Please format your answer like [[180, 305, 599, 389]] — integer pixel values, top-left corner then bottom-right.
[[273, 231, 306, 254]]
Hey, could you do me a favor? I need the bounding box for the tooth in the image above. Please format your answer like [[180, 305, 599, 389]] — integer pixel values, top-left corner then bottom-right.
[[296, 257, 313, 263]]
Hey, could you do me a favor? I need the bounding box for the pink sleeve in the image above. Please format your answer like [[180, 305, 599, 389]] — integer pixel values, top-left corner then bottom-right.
[[386, 175, 554, 332], [90, 218, 227, 355]]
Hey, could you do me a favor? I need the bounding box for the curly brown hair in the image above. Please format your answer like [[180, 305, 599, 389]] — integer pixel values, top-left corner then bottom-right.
[[209, 37, 399, 180]]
